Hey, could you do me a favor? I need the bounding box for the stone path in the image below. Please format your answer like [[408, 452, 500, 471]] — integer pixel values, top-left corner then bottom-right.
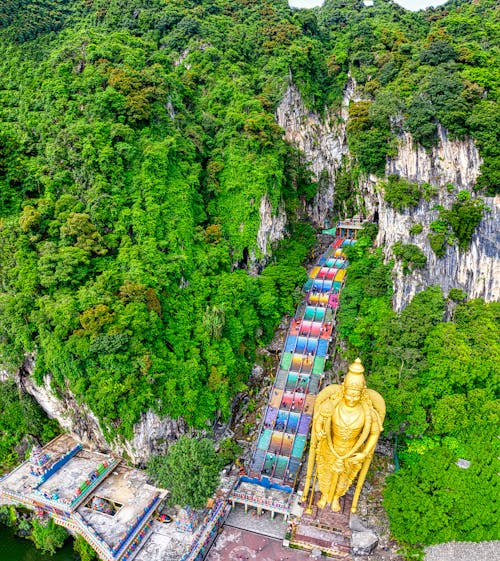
[[425, 541, 500, 561], [225, 505, 287, 540], [206, 527, 314, 561]]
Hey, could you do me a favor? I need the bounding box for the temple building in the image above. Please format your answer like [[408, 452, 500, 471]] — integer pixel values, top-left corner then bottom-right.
[[0, 434, 167, 561]]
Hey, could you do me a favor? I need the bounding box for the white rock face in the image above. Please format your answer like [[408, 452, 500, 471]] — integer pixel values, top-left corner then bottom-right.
[[276, 83, 499, 310], [386, 126, 482, 189], [385, 197, 499, 312], [17, 355, 109, 451], [361, 130, 499, 311], [117, 409, 187, 466], [256, 194, 287, 256], [16, 354, 186, 465], [275, 81, 355, 226]]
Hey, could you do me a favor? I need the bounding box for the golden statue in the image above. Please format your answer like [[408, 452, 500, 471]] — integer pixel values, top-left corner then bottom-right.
[[302, 358, 385, 514]]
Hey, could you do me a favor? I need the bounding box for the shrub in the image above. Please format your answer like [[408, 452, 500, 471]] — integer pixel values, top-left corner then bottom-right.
[[392, 242, 427, 274], [448, 288, 467, 302], [74, 536, 97, 561], [383, 175, 421, 211], [409, 223, 423, 236], [217, 438, 243, 467], [441, 197, 486, 250], [429, 219, 448, 233], [428, 232, 448, 257], [428, 197, 487, 254], [422, 183, 438, 201]]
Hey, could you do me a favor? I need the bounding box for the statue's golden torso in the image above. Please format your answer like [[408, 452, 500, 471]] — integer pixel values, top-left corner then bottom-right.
[[332, 403, 364, 451]]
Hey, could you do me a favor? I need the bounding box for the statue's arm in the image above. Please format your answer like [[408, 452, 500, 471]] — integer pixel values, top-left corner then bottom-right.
[[350, 409, 381, 462], [303, 406, 330, 500]]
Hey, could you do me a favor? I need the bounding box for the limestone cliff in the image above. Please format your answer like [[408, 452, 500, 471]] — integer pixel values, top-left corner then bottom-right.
[[275, 81, 355, 226], [256, 194, 287, 257], [276, 84, 499, 310], [15, 354, 186, 465], [360, 129, 499, 310]]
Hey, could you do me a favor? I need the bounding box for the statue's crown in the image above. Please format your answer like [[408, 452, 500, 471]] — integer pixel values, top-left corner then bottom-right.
[[344, 358, 366, 389]]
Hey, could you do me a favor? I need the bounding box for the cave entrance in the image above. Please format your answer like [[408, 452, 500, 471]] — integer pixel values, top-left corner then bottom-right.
[[242, 246, 249, 267]]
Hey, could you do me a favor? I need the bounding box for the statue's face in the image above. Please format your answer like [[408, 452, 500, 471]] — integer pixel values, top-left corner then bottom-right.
[[343, 386, 362, 408]]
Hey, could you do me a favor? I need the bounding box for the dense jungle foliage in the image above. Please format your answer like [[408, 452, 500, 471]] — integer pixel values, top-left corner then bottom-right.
[[337, 230, 499, 545], [0, 381, 59, 469], [0, 504, 70, 555], [0, 0, 497, 459], [0, 0, 498, 549]]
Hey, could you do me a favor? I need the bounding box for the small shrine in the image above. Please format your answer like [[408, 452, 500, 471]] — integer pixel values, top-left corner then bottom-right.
[[176, 506, 201, 533], [29, 447, 52, 476]]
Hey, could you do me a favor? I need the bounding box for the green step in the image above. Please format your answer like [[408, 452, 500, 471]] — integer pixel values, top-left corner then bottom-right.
[[312, 357, 325, 375], [280, 352, 292, 370]]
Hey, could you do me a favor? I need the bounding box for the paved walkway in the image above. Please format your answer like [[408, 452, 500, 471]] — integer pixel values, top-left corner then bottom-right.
[[225, 505, 287, 540], [207, 527, 315, 561], [425, 541, 500, 561]]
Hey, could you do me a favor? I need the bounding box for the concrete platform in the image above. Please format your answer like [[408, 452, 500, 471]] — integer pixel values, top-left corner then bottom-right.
[[207, 526, 314, 561], [133, 519, 194, 561], [225, 504, 287, 539]]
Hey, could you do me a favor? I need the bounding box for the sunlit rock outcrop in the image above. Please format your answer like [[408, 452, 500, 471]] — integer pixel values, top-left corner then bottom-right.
[[256, 193, 287, 257], [15, 354, 186, 465], [277, 84, 499, 310]]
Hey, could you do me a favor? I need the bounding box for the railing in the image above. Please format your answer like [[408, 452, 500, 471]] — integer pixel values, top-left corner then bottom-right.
[[112, 494, 160, 558], [229, 490, 288, 513], [180, 499, 230, 561], [119, 518, 154, 561], [0, 487, 31, 506], [70, 458, 120, 509], [0, 487, 116, 561], [337, 215, 365, 228], [73, 514, 115, 561]]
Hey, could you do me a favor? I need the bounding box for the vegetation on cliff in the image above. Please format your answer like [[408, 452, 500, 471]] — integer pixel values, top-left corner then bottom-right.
[[0, 0, 497, 440], [0, 0, 498, 548], [338, 231, 499, 545], [0, 381, 59, 469], [0, 0, 323, 438], [0, 505, 69, 555]]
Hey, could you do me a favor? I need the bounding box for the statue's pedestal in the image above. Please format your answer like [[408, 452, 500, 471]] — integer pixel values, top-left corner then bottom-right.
[[290, 492, 352, 559]]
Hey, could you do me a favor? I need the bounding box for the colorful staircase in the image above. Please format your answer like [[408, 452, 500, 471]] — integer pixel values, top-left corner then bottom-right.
[[246, 237, 352, 490]]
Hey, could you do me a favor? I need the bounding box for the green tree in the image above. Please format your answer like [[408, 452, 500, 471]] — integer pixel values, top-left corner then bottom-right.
[[30, 518, 68, 555], [384, 429, 499, 544], [74, 535, 97, 561], [147, 437, 221, 509]]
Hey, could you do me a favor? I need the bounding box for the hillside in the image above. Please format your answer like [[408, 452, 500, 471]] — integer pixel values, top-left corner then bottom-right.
[[0, 0, 499, 549]]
